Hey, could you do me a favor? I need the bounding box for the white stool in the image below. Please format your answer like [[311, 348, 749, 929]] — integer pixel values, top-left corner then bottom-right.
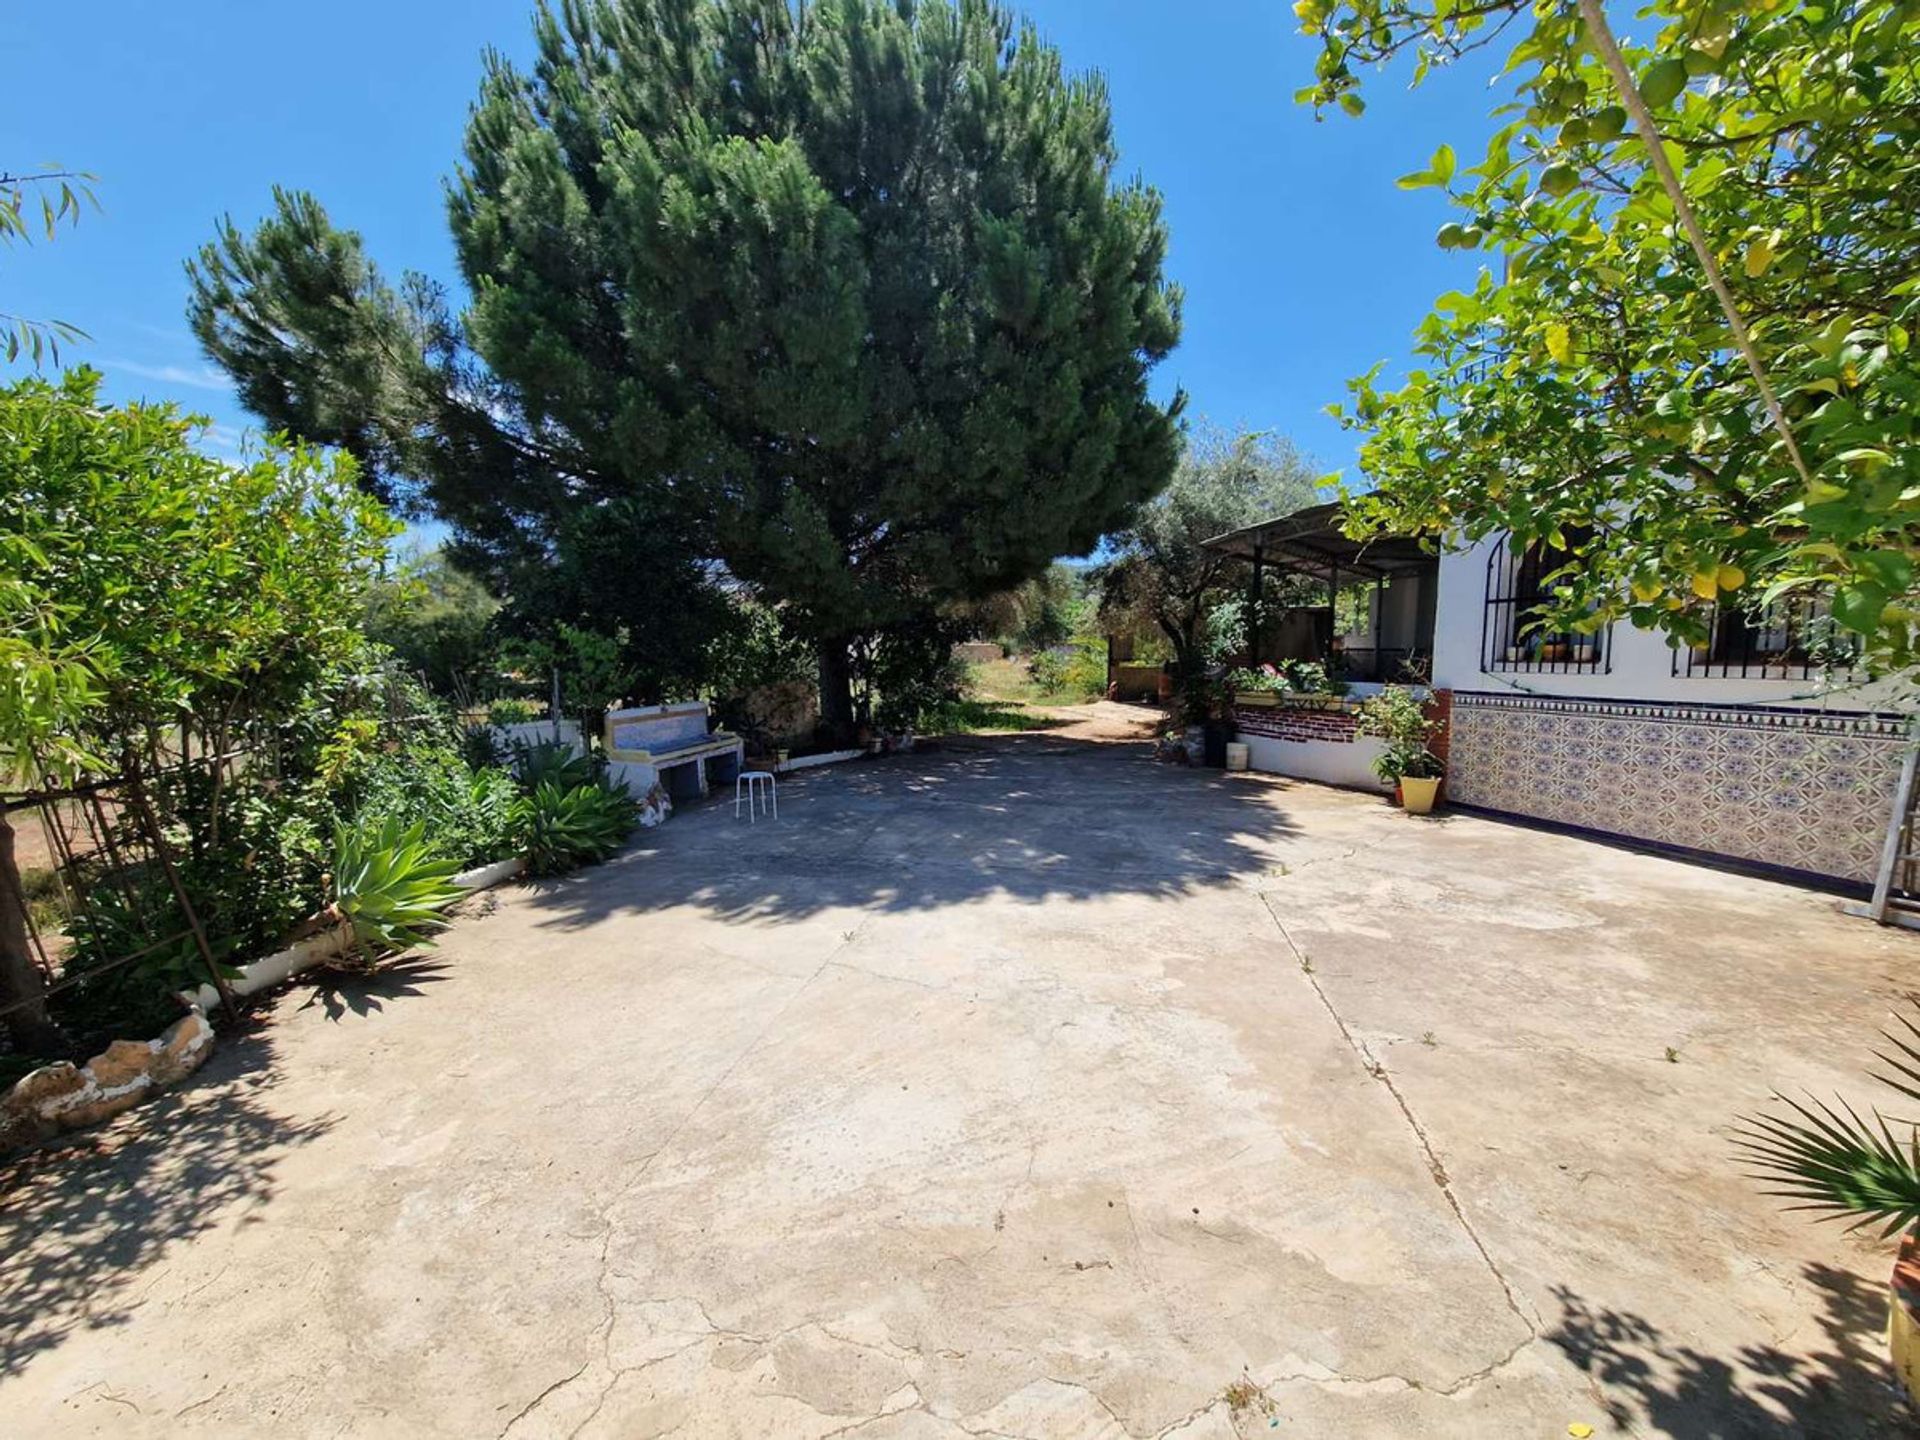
[[734, 770, 777, 822]]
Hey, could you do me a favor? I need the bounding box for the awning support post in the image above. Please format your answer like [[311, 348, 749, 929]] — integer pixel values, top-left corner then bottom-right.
[[1248, 546, 1264, 666]]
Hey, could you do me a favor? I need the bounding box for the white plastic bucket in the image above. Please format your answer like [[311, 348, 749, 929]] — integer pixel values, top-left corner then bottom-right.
[[1225, 742, 1250, 772]]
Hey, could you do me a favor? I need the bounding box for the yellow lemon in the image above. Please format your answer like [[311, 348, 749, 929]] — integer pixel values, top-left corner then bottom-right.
[[1691, 570, 1720, 601], [1631, 577, 1663, 603], [1716, 563, 1745, 591]]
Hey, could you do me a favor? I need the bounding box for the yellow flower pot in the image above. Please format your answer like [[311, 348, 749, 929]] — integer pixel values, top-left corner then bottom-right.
[[1399, 775, 1442, 815], [1892, 1231, 1920, 1409]]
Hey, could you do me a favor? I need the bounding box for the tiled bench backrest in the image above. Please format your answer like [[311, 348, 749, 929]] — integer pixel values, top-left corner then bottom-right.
[[608, 704, 711, 754]]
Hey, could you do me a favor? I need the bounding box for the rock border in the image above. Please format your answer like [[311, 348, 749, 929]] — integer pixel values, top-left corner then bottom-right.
[[0, 1010, 215, 1153]]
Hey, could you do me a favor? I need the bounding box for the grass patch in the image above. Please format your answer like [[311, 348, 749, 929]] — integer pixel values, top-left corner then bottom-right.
[[967, 656, 1102, 707], [926, 697, 1060, 734]]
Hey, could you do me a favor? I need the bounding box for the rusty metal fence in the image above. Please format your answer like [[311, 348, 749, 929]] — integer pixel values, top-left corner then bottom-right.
[[1, 751, 243, 1049]]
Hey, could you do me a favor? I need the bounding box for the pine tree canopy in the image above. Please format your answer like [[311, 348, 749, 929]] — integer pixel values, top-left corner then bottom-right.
[[188, 0, 1184, 721]]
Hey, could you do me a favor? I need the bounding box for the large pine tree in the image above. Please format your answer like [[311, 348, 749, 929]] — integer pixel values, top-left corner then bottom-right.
[[190, 0, 1183, 732]]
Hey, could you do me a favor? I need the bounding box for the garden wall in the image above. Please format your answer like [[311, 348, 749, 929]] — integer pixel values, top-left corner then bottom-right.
[[1231, 701, 1391, 791]]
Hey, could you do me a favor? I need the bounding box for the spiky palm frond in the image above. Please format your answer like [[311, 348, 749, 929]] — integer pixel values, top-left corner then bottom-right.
[[1871, 1008, 1920, 1108], [1733, 1086, 1920, 1239], [332, 816, 465, 955]]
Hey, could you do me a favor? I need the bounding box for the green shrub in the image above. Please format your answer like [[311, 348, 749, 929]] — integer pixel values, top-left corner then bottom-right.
[[331, 816, 466, 956], [356, 739, 519, 870], [512, 780, 639, 876], [461, 723, 505, 770], [510, 740, 596, 793], [62, 882, 245, 1042], [1024, 634, 1106, 702], [1227, 661, 1346, 696], [487, 698, 540, 727], [1354, 685, 1444, 785]]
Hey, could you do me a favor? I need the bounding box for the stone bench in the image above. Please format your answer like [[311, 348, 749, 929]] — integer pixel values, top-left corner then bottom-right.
[[603, 702, 743, 802]]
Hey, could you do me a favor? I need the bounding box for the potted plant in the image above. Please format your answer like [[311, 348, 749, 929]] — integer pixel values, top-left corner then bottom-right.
[[1393, 746, 1445, 814], [1354, 685, 1446, 814], [1735, 1006, 1920, 1409], [1228, 665, 1285, 707]]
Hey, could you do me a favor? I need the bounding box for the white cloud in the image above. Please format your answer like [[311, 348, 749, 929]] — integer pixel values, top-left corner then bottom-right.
[[104, 358, 231, 392], [194, 422, 250, 459]]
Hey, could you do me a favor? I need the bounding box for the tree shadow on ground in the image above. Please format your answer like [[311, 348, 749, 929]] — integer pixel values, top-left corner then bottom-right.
[[0, 1024, 336, 1379], [522, 729, 1312, 931], [295, 954, 454, 1022], [1548, 1266, 1914, 1437]]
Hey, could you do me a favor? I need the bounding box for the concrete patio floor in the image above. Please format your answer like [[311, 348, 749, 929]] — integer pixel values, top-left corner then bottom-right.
[[3, 704, 1916, 1437]]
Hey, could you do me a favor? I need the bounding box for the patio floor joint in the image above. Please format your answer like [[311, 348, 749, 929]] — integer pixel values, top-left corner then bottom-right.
[[1257, 892, 1543, 1354]]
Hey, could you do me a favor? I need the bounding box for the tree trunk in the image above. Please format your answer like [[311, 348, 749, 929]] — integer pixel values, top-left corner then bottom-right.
[[817, 637, 857, 745], [0, 812, 63, 1056]]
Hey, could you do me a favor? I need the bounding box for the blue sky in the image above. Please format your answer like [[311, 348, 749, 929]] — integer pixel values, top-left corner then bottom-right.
[[3, 0, 1503, 536]]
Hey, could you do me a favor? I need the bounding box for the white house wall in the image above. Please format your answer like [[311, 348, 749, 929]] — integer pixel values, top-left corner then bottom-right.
[[1431, 538, 1907, 888]]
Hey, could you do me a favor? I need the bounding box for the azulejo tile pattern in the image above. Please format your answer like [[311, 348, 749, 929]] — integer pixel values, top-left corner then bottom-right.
[[1446, 691, 1907, 884]]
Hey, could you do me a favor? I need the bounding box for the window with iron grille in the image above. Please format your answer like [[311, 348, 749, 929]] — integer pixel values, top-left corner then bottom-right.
[[1480, 531, 1610, 674], [1672, 594, 1861, 680]]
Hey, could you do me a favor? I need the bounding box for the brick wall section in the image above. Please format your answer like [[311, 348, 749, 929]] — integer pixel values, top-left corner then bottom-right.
[[1425, 688, 1453, 802], [1232, 704, 1359, 744], [1423, 689, 1452, 766]]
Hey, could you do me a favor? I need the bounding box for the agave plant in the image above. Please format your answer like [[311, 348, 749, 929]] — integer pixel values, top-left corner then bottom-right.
[[510, 740, 596, 793], [1733, 1007, 1920, 1237], [513, 780, 639, 877], [330, 816, 466, 957]]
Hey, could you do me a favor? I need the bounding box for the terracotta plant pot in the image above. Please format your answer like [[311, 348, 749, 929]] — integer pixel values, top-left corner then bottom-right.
[[1891, 1231, 1920, 1410], [1400, 775, 1442, 814]]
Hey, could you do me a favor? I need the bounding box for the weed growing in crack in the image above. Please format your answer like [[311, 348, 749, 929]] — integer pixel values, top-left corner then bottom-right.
[[1222, 1374, 1276, 1418]]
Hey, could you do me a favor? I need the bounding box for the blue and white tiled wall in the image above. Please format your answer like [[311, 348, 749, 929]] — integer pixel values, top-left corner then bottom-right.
[[1446, 692, 1906, 886]]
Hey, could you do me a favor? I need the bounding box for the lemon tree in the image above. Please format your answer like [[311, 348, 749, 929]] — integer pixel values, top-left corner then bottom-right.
[[1298, 0, 1920, 677]]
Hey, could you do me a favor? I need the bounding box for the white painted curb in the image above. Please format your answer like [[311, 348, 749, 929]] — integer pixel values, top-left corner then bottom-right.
[[776, 748, 863, 773], [176, 855, 529, 1012]]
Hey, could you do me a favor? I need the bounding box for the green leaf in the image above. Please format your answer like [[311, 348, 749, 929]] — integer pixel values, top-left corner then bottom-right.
[[1587, 105, 1626, 142], [1540, 163, 1580, 198], [1853, 551, 1915, 594], [1431, 143, 1456, 184], [1639, 58, 1687, 110], [1832, 582, 1890, 635]]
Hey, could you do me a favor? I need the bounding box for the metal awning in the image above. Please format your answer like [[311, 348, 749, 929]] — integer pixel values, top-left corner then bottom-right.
[[1201, 501, 1435, 583]]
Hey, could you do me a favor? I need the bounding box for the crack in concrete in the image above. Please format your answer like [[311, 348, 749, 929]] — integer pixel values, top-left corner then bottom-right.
[[495, 883, 1550, 1440], [1258, 892, 1544, 1389], [498, 1360, 590, 1436], [542, 916, 886, 1439]]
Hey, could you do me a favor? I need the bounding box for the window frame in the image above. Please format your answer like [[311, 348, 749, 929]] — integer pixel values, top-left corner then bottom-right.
[[1672, 593, 1861, 681], [1480, 532, 1612, 675]]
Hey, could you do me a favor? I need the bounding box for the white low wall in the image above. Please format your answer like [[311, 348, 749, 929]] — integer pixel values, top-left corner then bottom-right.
[[495, 719, 583, 755], [777, 748, 863, 773], [1232, 701, 1392, 792], [1238, 731, 1391, 791]]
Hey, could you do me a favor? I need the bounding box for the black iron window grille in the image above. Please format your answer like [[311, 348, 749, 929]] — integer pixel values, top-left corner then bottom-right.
[[1481, 533, 1610, 674], [1672, 594, 1861, 680]]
